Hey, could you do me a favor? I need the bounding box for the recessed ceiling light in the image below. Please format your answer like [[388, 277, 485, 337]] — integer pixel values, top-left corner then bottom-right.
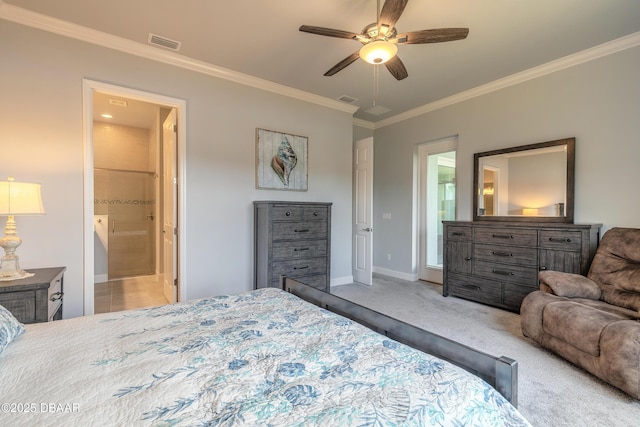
[[101, 114, 113, 119]]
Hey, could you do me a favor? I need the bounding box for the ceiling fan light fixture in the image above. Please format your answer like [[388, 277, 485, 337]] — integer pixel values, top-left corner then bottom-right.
[[359, 40, 397, 64]]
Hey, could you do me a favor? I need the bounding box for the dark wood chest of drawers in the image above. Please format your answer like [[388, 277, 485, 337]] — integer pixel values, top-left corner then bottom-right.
[[0, 267, 66, 323], [443, 222, 600, 312], [254, 201, 331, 291]]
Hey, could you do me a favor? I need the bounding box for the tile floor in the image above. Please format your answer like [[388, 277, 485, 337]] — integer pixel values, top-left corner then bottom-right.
[[94, 274, 169, 314]]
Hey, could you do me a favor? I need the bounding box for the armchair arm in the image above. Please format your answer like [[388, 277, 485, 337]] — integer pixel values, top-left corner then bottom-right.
[[538, 270, 602, 299]]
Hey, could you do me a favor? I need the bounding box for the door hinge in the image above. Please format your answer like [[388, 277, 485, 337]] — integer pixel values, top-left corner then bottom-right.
[[174, 279, 178, 288], [174, 227, 178, 236], [173, 124, 177, 132]]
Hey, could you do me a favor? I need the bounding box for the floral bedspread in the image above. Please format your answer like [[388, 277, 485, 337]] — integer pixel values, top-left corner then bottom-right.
[[0, 288, 530, 426]]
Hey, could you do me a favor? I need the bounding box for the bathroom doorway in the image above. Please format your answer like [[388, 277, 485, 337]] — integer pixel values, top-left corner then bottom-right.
[[83, 80, 186, 316]]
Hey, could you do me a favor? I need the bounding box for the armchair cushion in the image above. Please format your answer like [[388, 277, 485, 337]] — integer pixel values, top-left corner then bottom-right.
[[538, 270, 601, 299], [588, 227, 640, 311]]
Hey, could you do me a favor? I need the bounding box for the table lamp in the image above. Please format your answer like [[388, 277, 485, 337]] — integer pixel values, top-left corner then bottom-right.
[[0, 177, 45, 280]]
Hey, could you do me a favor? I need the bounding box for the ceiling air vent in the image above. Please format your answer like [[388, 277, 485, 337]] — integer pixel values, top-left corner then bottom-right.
[[148, 33, 182, 51], [337, 95, 358, 104]]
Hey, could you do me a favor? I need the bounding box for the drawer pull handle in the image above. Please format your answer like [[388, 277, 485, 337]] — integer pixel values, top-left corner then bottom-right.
[[285, 212, 291, 216], [492, 269, 515, 276], [452, 232, 465, 236], [50, 291, 64, 302], [465, 257, 472, 261], [491, 251, 513, 257], [549, 237, 572, 243], [313, 212, 319, 216], [540, 266, 547, 271], [463, 284, 481, 290], [492, 234, 513, 239], [294, 248, 309, 252], [293, 266, 309, 270], [294, 229, 310, 233]]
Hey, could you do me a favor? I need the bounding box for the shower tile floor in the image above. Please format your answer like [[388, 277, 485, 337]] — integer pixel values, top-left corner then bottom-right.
[[95, 274, 169, 314]]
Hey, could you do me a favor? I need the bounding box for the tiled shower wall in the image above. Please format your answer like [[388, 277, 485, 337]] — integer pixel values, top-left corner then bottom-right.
[[94, 121, 157, 279]]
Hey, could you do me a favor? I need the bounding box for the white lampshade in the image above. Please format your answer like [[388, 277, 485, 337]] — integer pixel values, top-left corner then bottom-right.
[[359, 40, 398, 64], [0, 178, 45, 215]]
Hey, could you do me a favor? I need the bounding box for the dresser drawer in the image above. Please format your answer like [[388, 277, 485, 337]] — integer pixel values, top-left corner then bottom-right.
[[447, 226, 472, 241], [0, 290, 36, 323], [474, 243, 538, 267], [272, 240, 327, 260], [271, 205, 303, 221], [474, 261, 538, 286], [271, 258, 327, 281], [47, 272, 64, 321], [474, 227, 537, 247], [539, 230, 582, 251], [447, 273, 502, 305], [272, 221, 328, 240], [302, 206, 329, 221]]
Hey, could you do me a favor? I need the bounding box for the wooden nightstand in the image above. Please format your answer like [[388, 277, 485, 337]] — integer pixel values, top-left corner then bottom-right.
[[0, 267, 66, 323]]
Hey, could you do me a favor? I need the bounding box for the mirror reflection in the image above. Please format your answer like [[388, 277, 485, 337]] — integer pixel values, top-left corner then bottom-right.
[[474, 138, 574, 222]]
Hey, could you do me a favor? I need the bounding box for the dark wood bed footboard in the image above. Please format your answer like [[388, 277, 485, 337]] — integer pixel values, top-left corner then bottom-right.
[[282, 276, 518, 407]]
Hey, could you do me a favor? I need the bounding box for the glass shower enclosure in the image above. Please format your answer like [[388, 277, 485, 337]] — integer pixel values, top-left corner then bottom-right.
[[94, 168, 156, 279]]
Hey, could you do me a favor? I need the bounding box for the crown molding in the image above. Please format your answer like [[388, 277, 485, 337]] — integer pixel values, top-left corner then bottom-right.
[[0, 3, 359, 115], [372, 31, 640, 129], [352, 118, 376, 130]]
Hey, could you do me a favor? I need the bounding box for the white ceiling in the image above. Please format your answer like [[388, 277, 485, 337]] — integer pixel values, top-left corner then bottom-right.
[[5, 0, 640, 123]]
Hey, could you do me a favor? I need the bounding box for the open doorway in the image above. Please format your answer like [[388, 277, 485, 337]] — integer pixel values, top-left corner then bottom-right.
[[82, 80, 187, 316]]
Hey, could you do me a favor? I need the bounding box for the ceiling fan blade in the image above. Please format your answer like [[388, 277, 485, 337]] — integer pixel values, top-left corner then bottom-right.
[[299, 25, 359, 40], [378, 0, 409, 30], [324, 51, 360, 76], [385, 56, 408, 80], [396, 28, 469, 44]]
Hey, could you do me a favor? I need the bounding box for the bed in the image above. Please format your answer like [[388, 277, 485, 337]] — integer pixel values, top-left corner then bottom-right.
[[0, 278, 530, 426]]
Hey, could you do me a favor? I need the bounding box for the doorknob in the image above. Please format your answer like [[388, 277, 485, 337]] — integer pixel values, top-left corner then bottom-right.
[[363, 227, 372, 232]]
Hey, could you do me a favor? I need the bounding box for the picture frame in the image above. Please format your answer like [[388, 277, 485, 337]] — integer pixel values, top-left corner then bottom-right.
[[255, 128, 308, 191]]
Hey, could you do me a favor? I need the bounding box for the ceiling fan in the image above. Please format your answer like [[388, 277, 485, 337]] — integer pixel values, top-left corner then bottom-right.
[[299, 0, 469, 80]]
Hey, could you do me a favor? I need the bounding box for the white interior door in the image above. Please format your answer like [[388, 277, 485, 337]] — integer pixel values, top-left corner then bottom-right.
[[418, 137, 457, 283], [162, 109, 177, 303], [353, 137, 373, 285]]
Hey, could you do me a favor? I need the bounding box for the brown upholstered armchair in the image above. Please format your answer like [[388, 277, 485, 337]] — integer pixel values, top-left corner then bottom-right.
[[521, 227, 640, 399]]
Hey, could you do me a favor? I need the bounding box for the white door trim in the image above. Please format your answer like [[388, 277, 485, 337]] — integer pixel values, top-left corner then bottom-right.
[[82, 79, 187, 315]]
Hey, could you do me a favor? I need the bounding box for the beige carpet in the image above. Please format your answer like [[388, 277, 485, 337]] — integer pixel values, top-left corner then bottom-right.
[[332, 274, 640, 427]]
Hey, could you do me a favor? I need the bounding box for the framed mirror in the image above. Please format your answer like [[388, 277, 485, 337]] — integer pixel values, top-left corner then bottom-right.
[[473, 137, 575, 223]]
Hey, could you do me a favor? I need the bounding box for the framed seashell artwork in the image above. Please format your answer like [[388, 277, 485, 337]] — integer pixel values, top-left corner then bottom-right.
[[256, 128, 308, 191]]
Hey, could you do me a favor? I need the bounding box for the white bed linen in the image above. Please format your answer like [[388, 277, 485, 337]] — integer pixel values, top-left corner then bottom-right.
[[0, 288, 530, 426]]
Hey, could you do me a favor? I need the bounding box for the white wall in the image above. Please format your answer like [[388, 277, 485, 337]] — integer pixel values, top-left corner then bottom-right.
[[371, 45, 640, 277], [0, 21, 354, 318]]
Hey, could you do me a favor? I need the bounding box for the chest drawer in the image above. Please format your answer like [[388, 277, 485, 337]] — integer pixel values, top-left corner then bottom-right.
[[303, 206, 329, 221], [272, 221, 328, 240], [271, 258, 328, 280], [272, 240, 327, 260], [539, 230, 582, 251], [474, 243, 538, 267], [474, 227, 537, 247], [271, 205, 302, 221]]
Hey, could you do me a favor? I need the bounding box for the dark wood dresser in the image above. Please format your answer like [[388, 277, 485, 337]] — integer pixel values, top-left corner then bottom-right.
[[443, 222, 600, 312], [0, 267, 66, 323], [254, 201, 331, 291]]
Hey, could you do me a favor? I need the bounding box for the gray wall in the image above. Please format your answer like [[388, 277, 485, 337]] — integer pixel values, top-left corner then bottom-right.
[[0, 21, 354, 318], [371, 45, 640, 277]]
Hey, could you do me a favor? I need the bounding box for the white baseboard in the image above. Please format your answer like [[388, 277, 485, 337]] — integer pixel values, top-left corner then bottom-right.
[[330, 275, 354, 287], [94, 273, 108, 284], [372, 266, 418, 282]]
